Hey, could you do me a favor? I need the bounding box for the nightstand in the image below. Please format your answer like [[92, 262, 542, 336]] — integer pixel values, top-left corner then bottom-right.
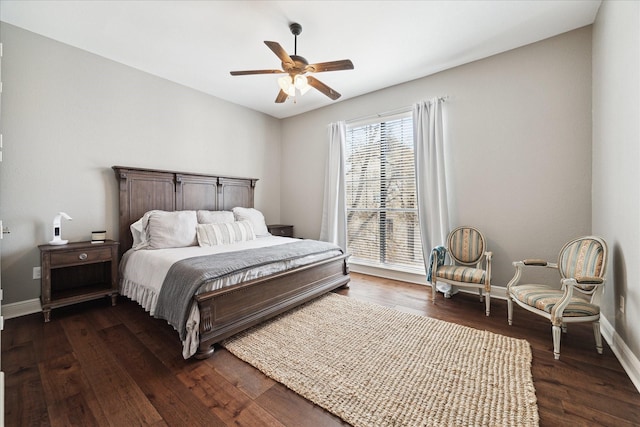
[[39, 240, 119, 322], [268, 224, 294, 238]]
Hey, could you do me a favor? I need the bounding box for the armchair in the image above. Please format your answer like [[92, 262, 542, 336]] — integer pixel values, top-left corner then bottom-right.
[[429, 226, 492, 315], [506, 236, 608, 359]]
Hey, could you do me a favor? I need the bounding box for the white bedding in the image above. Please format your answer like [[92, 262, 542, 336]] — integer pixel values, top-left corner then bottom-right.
[[119, 236, 342, 358]]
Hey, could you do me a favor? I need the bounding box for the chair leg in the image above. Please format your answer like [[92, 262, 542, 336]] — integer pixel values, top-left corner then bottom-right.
[[507, 297, 513, 326], [431, 281, 437, 303], [593, 321, 603, 354], [478, 289, 484, 302], [562, 323, 567, 333], [552, 324, 562, 360], [485, 293, 490, 316]]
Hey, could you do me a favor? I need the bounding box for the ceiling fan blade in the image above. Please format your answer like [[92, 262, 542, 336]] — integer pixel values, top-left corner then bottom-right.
[[230, 69, 285, 76], [306, 76, 341, 100], [275, 89, 288, 103], [305, 59, 354, 73], [264, 41, 295, 69]]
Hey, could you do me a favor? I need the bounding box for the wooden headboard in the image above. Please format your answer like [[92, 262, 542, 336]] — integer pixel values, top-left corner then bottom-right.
[[113, 166, 258, 258]]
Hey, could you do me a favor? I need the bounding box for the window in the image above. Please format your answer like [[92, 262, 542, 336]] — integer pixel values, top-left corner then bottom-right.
[[345, 113, 424, 273]]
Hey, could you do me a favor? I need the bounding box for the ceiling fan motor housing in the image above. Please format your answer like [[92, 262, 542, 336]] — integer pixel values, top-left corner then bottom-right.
[[287, 55, 309, 73]]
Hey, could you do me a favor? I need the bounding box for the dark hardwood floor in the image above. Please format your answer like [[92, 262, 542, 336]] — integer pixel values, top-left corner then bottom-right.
[[4, 272, 640, 426]]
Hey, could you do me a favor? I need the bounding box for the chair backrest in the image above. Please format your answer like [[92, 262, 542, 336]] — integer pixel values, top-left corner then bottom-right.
[[558, 236, 608, 280], [447, 226, 486, 266]]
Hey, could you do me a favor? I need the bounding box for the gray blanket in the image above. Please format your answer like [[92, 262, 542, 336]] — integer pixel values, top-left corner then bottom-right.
[[155, 239, 343, 340]]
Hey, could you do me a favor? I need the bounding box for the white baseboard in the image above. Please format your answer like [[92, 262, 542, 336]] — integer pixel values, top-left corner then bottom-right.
[[2, 298, 41, 319], [601, 315, 640, 393], [349, 264, 510, 300]]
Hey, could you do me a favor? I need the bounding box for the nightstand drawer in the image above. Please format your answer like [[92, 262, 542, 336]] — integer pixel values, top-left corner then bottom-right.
[[268, 224, 294, 237], [50, 247, 112, 267]]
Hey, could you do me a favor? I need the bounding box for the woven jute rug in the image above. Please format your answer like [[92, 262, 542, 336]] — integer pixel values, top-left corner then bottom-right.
[[222, 293, 539, 427]]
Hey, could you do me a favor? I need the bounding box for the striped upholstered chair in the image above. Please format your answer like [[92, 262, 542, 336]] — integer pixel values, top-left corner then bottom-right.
[[430, 226, 492, 316], [506, 236, 608, 359]]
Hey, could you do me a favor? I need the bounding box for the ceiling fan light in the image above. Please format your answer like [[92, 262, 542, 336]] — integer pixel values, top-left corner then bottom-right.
[[278, 76, 292, 91], [294, 74, 311, 96], [294, 74, 308, 89], [286, 85, 296, 97]]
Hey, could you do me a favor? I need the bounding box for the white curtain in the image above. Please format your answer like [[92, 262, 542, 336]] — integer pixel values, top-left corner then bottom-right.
[[319, 121, 347, 250], [413, 98, 450, 275]]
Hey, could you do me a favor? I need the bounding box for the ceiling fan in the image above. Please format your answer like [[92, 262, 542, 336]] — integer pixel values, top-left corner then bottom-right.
[[230, 23, 354, 103]]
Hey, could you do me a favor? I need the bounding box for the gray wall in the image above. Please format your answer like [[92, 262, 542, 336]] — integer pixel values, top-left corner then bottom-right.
[[280, 27, 593, 290], [592, 1, 640, 359], [0, 23, 282, 304]]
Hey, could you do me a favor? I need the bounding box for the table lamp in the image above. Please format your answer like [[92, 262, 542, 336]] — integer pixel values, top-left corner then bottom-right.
[[49, 212, 72, 245]]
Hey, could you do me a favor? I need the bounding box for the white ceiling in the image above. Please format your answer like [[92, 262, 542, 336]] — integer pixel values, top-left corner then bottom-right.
[[1, 0, 601, 119]]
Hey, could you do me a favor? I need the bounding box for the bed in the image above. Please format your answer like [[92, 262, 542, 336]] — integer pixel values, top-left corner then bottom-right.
[[113, 166, 350, 359]]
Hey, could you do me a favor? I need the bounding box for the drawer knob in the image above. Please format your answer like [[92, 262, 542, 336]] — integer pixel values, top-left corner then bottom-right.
[[78, 253, 88, 261]]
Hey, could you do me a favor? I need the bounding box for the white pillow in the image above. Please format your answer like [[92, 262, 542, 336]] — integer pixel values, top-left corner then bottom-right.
[[232, 207, 270, 236], [196, 210, 235, 224], [197, 220, 256, 246], [130, 217, 147, 250], [146, 210, 198, 249], [130, 210, 156, 250]]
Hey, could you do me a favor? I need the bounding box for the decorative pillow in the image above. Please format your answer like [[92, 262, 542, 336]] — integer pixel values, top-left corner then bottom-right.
[[197, 220, 256, 246], [232, 207, 270, 236], [146, 210, 198, 249], [196, 210, 235, 224]]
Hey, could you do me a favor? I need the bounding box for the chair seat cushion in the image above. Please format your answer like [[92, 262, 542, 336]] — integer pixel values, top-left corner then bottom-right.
[[436, 265, 485, 284], [510, 284, 600, 317]]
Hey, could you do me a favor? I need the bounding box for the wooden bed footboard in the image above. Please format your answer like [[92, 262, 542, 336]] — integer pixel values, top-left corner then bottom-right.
[[194, 253, 350, 359]]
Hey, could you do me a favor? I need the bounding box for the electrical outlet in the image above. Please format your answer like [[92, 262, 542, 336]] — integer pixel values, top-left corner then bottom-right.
[[32, 266, 41, 280], [620, 295, 625, 314]]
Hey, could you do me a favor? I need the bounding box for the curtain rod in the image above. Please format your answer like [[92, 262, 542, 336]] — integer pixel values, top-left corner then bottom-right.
[[345, 96, 448, 125]]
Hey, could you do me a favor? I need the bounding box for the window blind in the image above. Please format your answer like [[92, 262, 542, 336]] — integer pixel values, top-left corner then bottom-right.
[[345, 113, 424, 273]]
